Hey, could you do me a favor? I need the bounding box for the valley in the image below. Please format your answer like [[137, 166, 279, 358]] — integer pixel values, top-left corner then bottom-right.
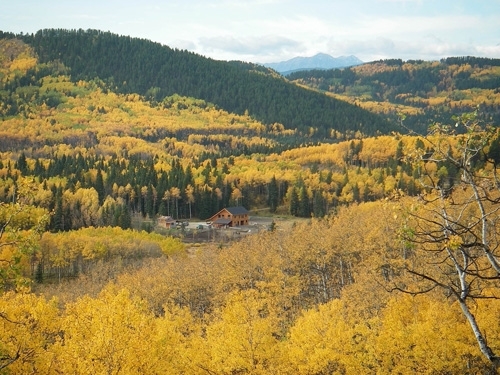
[[1, 30, 500, 374]]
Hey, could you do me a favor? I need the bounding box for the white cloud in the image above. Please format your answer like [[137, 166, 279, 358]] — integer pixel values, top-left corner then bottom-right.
[[2, 0, 499, 63], [477, 44, 500, 56], [200, 35, 302, 55]]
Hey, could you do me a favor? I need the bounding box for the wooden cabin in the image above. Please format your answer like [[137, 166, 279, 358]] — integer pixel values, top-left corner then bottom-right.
[[208, 206, 249, 228]]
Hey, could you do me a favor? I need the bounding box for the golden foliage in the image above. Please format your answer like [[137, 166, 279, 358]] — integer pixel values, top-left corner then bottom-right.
[[0, 292, 60, 373], [53, 287, 158, 374], [0, 198, 498, 373]]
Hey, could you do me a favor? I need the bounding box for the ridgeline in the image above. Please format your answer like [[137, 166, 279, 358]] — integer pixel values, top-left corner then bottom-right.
[[1, 28, 395, 138]]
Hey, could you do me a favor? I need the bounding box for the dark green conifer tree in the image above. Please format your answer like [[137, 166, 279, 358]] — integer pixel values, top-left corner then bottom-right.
[[118, 204, 132, 229], [35, 262, 43, 284], [16, 152, 28, 175], [352, 182, 360, 203], [268, 176, 279, 213], [312, 190, 326, 217], [298, 187, 311, 217], [95, 168, 105, 204], [289, 187, 299, 216], [145, 185, 155, 218], [158, 200, 168, 216], [51, 187, 64, 231]]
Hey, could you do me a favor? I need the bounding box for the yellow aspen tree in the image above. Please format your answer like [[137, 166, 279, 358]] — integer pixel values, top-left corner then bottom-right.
[[0, 178, 49, 291], [52, 287, 157, 374], [153, 304, 205, 374], [0, 292, 60, 374], [283, 298, 376, 374], [215, 231, 301, 330], [373, 294, 484, 373], [203, 289, 280, 374], [169, 187, 181, 219], [231, 187, 243, 206], [185, 184, 195, 218]]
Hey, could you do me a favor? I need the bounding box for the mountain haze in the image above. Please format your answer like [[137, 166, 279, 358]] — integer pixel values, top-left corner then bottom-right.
[[264, 53, 363, 75]]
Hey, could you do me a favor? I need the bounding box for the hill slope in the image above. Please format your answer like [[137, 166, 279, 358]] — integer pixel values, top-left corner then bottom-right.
[[6, 29, 394, 138], [0, 41, 431, 223], [288, 58, 500, 133]]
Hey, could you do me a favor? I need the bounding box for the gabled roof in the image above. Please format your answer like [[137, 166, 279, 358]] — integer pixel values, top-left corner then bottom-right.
[[213, 218, 232, 225], [158, 215, 176, 223], [225, 206, 249, 215]]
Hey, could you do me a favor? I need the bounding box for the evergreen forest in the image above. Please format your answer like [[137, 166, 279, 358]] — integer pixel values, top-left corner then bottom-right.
[[1, 31, 500, 374], [2, 29, 394, 138], [289, 56, 500, 134]]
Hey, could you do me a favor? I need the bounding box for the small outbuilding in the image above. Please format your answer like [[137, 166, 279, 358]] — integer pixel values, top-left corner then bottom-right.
[[158, 215, 176, 229], [208, 206, 249, 228]]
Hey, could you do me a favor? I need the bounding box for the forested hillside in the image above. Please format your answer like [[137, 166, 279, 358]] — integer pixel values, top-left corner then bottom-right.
[[289, 57, 500, 134], [0, 36, 434, 229], [0, 29, 394, 138], [2, 36, 500, 228]]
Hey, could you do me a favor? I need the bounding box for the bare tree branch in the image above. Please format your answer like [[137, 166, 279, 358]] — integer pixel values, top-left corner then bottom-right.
[[397, 110, 500, 367]]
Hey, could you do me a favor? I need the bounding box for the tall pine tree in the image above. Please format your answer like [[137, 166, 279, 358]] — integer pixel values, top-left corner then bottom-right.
[[268, 176, 279, 213], [289, 187, 299, 216]]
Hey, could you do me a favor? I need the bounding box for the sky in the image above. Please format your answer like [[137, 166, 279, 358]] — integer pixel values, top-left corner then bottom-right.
[[2, 0, 500, 64]]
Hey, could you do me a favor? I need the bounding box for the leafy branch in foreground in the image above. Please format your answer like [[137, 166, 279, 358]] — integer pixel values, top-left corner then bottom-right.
[[396, 110, 500, 367]]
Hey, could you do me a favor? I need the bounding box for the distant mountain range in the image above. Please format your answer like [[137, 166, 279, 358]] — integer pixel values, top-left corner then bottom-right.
[[263, 53, 363, 75]]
